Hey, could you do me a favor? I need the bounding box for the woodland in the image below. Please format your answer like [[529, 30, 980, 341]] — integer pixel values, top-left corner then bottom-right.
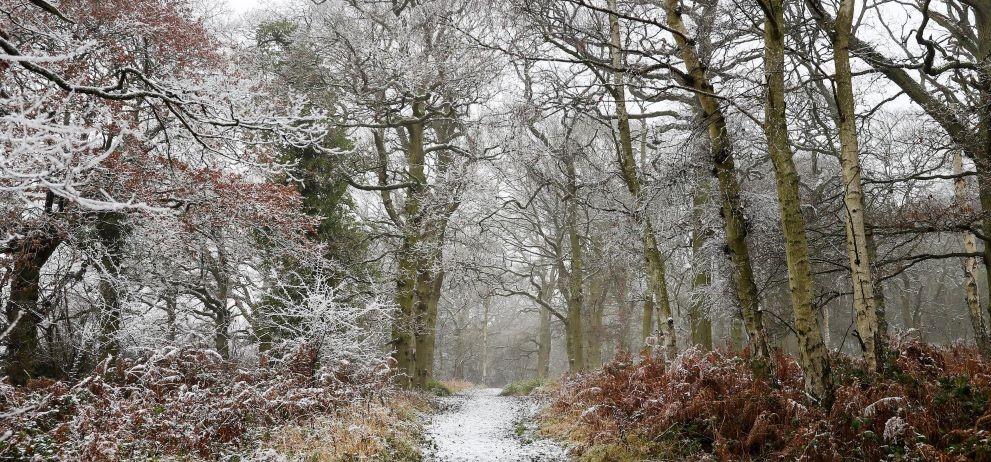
[[2, 0, 991, 460]]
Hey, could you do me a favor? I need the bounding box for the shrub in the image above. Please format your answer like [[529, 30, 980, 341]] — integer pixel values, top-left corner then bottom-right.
[[0, 343, 393, 460], [543, 341, 991, 461]]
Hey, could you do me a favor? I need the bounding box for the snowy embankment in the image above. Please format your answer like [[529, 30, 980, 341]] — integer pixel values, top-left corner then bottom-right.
[[423, 388, 568, 461]]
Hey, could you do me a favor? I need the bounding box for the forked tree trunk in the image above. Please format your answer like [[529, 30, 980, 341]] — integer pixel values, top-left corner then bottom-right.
[[761, 0, 833, 403], [834, 0, 882, 372]]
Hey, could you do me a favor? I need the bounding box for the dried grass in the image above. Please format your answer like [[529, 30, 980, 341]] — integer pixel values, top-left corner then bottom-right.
[[259, 390, 430, 461]]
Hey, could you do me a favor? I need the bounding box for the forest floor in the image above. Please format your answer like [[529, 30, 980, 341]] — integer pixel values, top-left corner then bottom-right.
[[422, 387, 568, 461]]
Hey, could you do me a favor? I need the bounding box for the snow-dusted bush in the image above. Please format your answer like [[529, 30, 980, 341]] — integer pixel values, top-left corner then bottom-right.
[[0, 342, 391, 460]]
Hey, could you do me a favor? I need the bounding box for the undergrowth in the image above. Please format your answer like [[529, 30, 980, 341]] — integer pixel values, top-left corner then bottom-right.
[[425, 379, 454, 396], [425, 378, 477, 396], [501, 378, 546, 396], [257, 390, 430, 461], [0, 343, 416, 461], [542, 340, 991, 461]]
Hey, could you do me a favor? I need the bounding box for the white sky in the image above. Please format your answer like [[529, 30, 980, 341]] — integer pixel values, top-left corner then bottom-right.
[[227, 0, 264, 12]]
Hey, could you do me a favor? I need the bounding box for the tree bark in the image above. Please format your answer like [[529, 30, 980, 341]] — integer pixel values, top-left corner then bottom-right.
[[537, 299, 552, 378], [866, 231, 888, 339], [392, 246, 417, 385], [641, 294, 654, 346], [214, 304, 231, 359], [164, 288, 178, 343], [390, 99, 427, 386], [4, 234, 60, 386], [761, 0, 833, 403], [834, 0, 882, 372], [413, 269, 444, 387], [954, 151, 991, 356], [96, 212, 127, 360]]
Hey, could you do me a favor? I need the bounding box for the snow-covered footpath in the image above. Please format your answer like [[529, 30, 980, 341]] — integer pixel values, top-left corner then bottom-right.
[[422, 388, 569, 461]]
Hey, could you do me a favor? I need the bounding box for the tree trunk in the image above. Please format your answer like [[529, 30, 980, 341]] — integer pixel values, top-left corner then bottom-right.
[[972, 16, 991, 345], [96, 212, 127, 360], [866, 231, 889, 338], [481, 295, 490, 383], [645, 229, 676, 359], [413, 269, 443, 387], [537, 267, 556, 378], [4, 234, 60, 386], [392, 248, 417, 385], [955, 152, 991, 355], [560, 151, 586, 372], [164, 288, 178, 343], [641, 294, 654, 347], [537, 301, 552, 378], [822, 303, 832, 350], [690, 182, 714, 350], [613, 269, 632, 353], [214, 305, 231, 359], [608, 0, 677, 359], [761, 0, 833, 403], [390, 100, 428, 387], [585, 275, 607, 368], [664, 0, 771, 365], [833, 0, 882, 372]]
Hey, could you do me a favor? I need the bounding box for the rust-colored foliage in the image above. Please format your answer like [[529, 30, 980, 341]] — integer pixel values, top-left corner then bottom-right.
[[0, 343, 389, 460], [547, 341, 991, 461]]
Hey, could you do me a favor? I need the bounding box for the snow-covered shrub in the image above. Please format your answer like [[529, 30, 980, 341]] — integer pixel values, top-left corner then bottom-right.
[[0, 343, 391, 460]]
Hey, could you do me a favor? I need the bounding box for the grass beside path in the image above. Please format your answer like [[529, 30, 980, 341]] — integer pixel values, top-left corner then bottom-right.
[[260, 390, 431, 461], [500, 378, 547, 396]]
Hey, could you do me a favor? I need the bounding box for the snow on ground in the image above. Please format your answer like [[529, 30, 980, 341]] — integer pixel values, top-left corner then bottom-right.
[[423, 388, 569, 461]]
